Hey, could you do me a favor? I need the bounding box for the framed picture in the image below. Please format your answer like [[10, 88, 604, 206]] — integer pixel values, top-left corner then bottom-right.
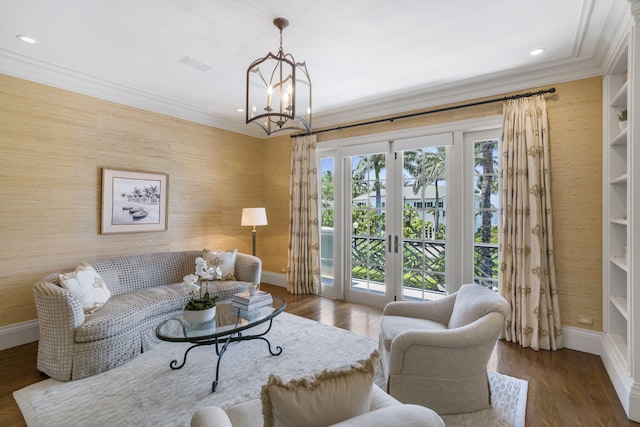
[[101, 168, 168, 234]]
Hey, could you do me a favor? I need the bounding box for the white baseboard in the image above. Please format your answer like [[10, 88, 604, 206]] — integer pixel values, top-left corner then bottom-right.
[[0, 319, 39, 351], [261, 271, 287, 288], [0, 285, 604, 358], [561, 325, 602, 355], [601, 333, 635, 419]]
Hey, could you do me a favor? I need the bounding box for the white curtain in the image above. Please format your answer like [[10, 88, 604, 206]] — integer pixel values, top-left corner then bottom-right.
[[287, 134, 321, 295], [499, 95, 563, 351]]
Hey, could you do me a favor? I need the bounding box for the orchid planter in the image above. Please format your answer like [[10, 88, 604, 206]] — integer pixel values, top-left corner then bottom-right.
[[183, 306, 216, 324]]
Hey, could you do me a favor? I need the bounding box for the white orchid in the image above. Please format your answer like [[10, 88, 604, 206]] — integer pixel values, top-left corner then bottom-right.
[[195, 256, 216, 280], [211, 265, 223, 280], [181, 274, 201, 298], [182, 258, 220, 311]]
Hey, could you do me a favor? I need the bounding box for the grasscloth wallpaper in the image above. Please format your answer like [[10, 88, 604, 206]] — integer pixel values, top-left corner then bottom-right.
[[0, 73, 264, 325], [1, 74, 602, 335]]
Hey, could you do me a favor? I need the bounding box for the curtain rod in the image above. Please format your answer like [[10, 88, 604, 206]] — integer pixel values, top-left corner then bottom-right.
[[293, 87, 556, 138]]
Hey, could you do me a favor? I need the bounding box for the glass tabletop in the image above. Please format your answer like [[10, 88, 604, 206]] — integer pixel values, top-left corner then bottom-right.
[[156, 296, 286, 342]]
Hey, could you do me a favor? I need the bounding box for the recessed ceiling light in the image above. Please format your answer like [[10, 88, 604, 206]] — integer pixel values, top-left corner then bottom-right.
[[530, 48, 545, 56], [17, 34, 39, 45], [236, 108, 245, 113]]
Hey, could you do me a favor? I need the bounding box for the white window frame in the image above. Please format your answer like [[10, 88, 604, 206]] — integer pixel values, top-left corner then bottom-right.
[[317, 116, 502, 300]]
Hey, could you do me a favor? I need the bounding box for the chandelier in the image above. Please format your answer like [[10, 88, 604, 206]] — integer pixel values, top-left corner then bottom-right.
[[246, 18, 311, 135]]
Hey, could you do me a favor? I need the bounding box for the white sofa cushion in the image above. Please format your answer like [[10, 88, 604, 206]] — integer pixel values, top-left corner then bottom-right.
[[59, 263, 111, 313], [261, 351, 378, 427], [203, 248, 238, 280], [75, 283, 188, 342], [380, 315, 447, 352]]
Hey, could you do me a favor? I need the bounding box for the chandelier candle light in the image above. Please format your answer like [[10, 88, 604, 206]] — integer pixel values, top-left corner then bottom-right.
[[246, 17, 311, 135], [241, 207, 268, 256]]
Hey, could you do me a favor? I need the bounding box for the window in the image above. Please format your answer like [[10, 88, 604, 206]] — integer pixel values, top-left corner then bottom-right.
[[472, 138, 500, 291]]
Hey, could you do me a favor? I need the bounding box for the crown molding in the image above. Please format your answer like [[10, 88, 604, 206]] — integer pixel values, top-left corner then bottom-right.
[[0, 47, 608, 140], [597, 0, 632, 74], [312, 58, 603, 130], [0, 49, 266, 139]]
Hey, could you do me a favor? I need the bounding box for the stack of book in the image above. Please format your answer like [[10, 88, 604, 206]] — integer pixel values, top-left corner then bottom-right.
[[231, 290, 273, 311]]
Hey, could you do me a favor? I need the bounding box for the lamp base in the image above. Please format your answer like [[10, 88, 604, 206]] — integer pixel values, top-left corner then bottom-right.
[[252, 229, 257, 256]]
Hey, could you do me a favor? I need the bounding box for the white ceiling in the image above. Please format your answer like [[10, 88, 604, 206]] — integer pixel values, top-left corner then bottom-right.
[[0, 0, 630, 138]]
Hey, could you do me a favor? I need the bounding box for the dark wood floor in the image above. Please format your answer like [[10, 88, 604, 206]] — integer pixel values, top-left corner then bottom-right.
[[1, 284, 638, 426]]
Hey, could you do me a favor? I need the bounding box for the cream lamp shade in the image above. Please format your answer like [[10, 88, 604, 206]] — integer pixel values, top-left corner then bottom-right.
[[241, 208, 268, 227]]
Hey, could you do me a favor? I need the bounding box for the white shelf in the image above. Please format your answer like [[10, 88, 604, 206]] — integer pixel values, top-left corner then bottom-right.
[[611, 174, 628, 185], [611, 256, 628, 272], [611, 82, 628, 108], [610, 218, 629, 226], [611, 296, 629, 319], [611, 128, 628, 146]]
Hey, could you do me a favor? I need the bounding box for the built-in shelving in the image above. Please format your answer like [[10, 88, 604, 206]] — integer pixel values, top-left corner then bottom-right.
[[604, 42, 629, 360], [602, 3, 640, 420]]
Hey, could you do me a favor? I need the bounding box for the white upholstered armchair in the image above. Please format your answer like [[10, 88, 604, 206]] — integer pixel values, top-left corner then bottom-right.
[[378, 284, 510, 415], [191, 384, 444, 427]]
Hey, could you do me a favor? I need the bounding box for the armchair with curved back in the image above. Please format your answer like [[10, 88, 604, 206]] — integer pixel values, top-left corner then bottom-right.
[[378, 284, 510, 415]]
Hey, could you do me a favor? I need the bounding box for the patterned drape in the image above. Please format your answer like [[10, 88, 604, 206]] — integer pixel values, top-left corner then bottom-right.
[[499, 95, 563, 351], [287, 134, 320, 295]]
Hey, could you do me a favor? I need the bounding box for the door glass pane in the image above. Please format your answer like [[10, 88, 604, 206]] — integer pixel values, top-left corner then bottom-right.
[[320, 157, 335, 287], [351, 154, 386, 294], [401, 147, 447, 300], [473, 139, 499, 291]]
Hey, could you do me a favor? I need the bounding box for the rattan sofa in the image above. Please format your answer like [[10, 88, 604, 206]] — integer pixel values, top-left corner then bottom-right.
[[33, 250, 261, 381]]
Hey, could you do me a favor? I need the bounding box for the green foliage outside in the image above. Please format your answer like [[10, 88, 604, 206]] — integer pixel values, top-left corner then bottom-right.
[[321, 170, 334, 227]]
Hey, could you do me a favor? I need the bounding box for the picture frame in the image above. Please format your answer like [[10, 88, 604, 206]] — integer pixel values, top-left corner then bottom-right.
[[101, 168, 168, 234]]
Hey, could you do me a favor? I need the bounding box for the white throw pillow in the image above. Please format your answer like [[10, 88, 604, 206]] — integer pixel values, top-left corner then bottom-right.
[[261, 350, 378, 427], [59, 263, 111, 313], [202, 248, 237, 280]]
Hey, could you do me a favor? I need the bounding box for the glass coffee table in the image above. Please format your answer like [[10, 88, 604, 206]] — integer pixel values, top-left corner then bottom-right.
[[156, 296, 286, 392]]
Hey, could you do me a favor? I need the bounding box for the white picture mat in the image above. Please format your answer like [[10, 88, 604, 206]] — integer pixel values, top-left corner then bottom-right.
[[101, 168, 168, 234]]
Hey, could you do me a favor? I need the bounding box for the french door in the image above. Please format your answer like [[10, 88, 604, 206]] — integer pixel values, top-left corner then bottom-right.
[[342, 134, 453, 307], [318, 124, 501, 308]]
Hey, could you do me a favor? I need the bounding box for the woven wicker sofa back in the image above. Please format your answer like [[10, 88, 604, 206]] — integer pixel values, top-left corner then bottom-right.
[[90, 250, 201, 296]]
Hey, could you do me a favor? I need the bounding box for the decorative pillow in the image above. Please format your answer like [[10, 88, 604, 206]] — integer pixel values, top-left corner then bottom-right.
[[261, 350, 379, 427], [202, 248, 237, 280], [59, 263, 111, 313]]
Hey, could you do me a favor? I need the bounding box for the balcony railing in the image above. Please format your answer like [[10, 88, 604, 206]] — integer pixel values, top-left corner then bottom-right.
[[351, 236, 446, 292], [321, 229, 499, 294]]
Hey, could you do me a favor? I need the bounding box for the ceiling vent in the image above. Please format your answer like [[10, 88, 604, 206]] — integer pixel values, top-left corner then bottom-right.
[[178, 56, 213, 72]]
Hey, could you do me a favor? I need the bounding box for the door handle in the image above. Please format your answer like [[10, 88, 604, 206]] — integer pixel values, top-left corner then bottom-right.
[[394, 235, 399, 253], [388, 235, 392, 253]]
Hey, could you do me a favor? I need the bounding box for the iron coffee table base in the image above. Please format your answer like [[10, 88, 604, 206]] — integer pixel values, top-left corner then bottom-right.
[[167, 318, 283, 392]]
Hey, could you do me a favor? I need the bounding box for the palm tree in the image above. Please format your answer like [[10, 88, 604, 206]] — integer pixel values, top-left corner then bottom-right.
[[352, 154, 386, 236], [477, 140, 497, 242], [403, 148, 446, 238], [132, 187, 143, 202], [474, 139, 499, 281], [144, 185, 160, 203], [352, 154, 385, 211]]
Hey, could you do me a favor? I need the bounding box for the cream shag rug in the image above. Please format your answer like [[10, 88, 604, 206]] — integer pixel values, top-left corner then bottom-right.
[[14, 313, 527, 426]]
